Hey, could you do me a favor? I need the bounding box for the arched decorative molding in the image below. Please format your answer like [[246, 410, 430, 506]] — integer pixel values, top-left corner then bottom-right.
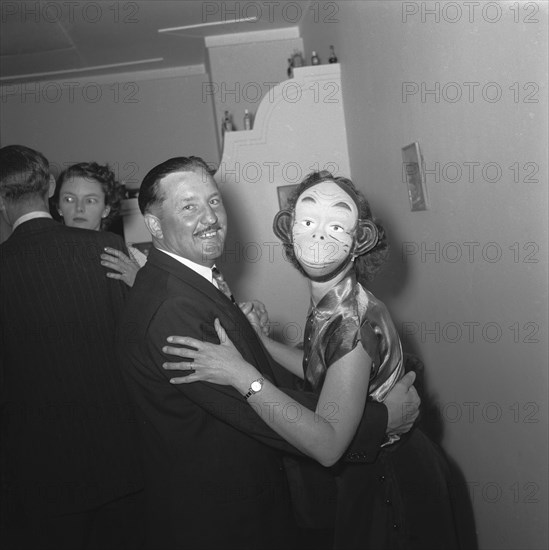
[[214, 63, 351, 338]]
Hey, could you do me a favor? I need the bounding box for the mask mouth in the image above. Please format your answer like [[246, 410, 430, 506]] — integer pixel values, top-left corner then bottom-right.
[[295, 238, 346, 258], [298, 257, 337, 270], [294, 237, 350, 267], [301, 253, 354, 283]]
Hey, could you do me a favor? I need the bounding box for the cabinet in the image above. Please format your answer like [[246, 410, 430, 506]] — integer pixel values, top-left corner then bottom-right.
[[214, 63, 350, 338]]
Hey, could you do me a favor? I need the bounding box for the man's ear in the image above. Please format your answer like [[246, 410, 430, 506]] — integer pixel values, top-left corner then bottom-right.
[[273, 210, 293, 244], [354, 219, 379, 256], [48, 175, 56, 198], [0, 198, 8, 226], [101, 205, 111, 219], [144, 213, 163, 240]]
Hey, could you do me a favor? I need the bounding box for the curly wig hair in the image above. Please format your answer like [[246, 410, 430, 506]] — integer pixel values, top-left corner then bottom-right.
[[282, 171, 389, 283], [54, 162, 123, 230]]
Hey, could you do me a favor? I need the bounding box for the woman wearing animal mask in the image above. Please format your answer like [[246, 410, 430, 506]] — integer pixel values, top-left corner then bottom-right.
[[163, 171, 474, 549]]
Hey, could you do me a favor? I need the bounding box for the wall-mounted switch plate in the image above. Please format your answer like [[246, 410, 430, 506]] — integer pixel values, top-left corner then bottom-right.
[[402, 142, 429, 211]]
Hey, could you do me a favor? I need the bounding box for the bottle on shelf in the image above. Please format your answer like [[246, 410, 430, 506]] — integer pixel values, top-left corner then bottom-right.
[[243, 109, 252, 130], [287, 58, 294, 78], [221, 110, 233, 137], [311, 51, 320, 65], [291, 50, 304, 68], [329, 45, 338, 64]]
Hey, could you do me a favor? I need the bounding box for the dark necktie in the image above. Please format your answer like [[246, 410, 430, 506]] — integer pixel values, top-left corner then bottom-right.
[[212, 266, 236, 303]]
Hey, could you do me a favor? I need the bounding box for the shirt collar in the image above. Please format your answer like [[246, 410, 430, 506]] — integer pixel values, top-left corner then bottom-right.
[[155, 247, 215, 285], [12, 211, 52, 231]]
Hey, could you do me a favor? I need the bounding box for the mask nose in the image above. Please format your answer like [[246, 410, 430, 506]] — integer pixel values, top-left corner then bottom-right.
[[311, 219, 328, 241]]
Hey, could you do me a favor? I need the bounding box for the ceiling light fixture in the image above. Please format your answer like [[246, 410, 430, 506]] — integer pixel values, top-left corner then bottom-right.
[[158, 17, 258, 33]]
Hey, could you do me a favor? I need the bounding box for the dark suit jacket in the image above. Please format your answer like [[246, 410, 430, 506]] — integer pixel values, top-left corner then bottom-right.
[[0, 218, 143, 519], [117, 247, 388, 550]]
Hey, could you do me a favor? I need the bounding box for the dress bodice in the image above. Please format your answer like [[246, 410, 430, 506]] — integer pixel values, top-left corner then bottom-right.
[[302, 272, 403, 403]]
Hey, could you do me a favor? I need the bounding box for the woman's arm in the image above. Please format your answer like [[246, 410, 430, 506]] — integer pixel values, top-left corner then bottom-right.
[[259, 334, 305, 380], [239, 301, 304, 379], [163, 319, 371, 466]]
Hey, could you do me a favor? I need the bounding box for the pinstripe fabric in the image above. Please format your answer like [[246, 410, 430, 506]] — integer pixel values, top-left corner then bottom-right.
[[0, 218, 142, 519]]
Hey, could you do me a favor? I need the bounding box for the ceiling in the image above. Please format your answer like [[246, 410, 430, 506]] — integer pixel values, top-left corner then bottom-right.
[[0, 0, 309, 83]]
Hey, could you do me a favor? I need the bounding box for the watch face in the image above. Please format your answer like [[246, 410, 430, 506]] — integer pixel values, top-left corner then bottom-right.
[[251, 380, 262, 392]]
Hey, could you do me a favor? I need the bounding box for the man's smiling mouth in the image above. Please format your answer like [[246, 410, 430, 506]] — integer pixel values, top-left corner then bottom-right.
[[196, 226, 220, 239]]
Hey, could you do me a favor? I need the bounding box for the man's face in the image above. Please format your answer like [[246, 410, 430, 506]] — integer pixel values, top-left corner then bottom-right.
[[292, 180, 358, 279], [156, 169, 227, 267]]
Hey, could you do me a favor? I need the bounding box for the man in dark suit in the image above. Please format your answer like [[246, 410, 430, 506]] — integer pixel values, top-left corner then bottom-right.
[[0, 145, 143, 550], [116, 156, 420, 550]]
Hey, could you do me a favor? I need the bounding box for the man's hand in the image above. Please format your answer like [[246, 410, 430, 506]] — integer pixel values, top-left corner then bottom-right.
[[101, 247, 141, 288], [385, 371, 420, 436]]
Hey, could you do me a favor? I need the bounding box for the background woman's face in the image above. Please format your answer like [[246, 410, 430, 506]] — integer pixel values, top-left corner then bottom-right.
[[58, 176, 110, 231]]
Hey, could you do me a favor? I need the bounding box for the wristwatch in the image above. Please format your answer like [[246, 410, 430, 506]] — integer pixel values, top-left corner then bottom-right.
[[244, 377, 264, 400]]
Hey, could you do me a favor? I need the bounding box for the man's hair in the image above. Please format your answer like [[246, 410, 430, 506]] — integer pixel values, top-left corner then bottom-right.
[[54, 162, 123, 229], [0, 145, 50, 201], [138, 156, 214, 215]]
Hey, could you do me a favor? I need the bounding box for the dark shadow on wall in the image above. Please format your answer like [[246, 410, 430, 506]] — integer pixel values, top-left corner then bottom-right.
[[368, 211, 445, 444], [371, 214, 478, 548]]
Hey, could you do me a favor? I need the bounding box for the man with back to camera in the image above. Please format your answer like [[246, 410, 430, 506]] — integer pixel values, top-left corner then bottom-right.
[[0, 145, 143, 550], [116, 155, 420, 550]]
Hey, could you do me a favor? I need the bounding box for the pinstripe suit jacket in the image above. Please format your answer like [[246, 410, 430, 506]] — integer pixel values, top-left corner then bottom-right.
[[0, 218, 143, 518]]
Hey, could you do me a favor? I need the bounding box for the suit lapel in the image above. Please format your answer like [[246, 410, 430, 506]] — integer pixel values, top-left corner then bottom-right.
[[147, 246, 230, 306], [147, 247, 277, 381]]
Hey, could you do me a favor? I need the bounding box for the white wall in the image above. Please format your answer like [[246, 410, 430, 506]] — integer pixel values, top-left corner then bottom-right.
[[206, 29, 303, 153], [0, 67, 219, 186], [300, 2, 548, 549]]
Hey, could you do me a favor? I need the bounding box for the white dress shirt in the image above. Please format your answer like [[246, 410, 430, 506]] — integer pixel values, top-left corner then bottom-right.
[[12, 211, 52, 231], [156, 248, 220, 289]]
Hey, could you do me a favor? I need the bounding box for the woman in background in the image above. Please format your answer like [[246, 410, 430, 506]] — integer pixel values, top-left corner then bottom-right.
[[53, 162, 146, 286]]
